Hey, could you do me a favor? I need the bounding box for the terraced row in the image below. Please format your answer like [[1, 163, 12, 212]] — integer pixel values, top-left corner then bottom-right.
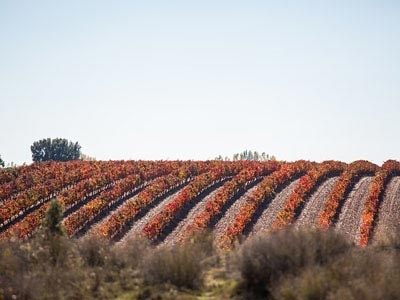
[[1, 160, 400, 246]]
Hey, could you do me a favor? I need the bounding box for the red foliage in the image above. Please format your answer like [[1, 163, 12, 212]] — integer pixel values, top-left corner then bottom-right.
[[272, 161, 347, 230], [358, 160, 400, 246], [219, 160, 314, 247], [62, 161, 182, 236], [0, 161, 115, 227], [142, 161, 251, 240], [91, 162, 210, 239], [3, 159, 398, 247], [180, 161, 280, 240], [317, 160, 378, 230], [0, 161, 182, 239], [0, 161, 80, 202]]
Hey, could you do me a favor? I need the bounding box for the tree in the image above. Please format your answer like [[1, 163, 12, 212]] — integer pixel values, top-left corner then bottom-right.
[[232, 150, 276, 161], [0, 155, 4, 168], [80, 153, 96, 161], [31, 138, 81, 162], [42, 199, 65, 237], [41, 199, 66, 265]]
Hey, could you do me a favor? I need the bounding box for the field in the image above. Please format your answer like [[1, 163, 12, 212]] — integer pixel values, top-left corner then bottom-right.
[[1, 159, 399, 246], [1, 159, 400, 299]]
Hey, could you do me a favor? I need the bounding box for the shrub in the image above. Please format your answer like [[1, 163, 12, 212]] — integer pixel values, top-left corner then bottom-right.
[[0, 239, 30, 299], [140, 233, 214, 289], [273, 246, 400, 300], [0, 236, 88, 300], [37, 199, 69, 266], [372, 227, 400, 250], [114, 236, 152, 269], [77, 236, 111, 267], [235, 228, 351, 296]]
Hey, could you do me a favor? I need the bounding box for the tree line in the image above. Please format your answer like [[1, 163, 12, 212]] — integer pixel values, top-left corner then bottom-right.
[[215, 150, 276, 162]]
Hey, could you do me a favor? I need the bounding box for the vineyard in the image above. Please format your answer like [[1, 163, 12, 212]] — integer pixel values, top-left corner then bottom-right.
[[1, 159, 400, 247]]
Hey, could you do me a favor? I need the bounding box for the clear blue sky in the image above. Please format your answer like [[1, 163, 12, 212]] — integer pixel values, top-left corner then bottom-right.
[[1, 1, 399, 165]]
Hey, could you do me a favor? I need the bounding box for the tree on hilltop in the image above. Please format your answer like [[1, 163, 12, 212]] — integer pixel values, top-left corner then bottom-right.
[[31, 138, 81, 162], [233, 150, 276, 161], [80, 153, 96, 161], [215, 150, 276, 161], [0, 155, 4, 168]]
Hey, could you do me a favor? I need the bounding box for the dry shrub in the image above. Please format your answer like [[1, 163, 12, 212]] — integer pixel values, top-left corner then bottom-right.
[[0, 236, 88, 300], [274, 247, 400, 300], [273, 266, 341, 300], [235, 228, 351, 296], [77, 235, 111, 267], [113, 236, 152, 269], [299, 227, 352, 265], [372, 228, 400, 250], [139, 233, 214, 289], [0, 239, 30, 299]]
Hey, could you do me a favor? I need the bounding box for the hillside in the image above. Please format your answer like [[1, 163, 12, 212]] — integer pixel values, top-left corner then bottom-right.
[[1, 159, 399, 246]]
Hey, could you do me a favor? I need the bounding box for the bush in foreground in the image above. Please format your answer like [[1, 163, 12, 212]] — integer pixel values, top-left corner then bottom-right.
[[274, 247, 400, 300], [140, 233, 214, 289], [234, 228, 351, 297], [1, 227, 400, 299]]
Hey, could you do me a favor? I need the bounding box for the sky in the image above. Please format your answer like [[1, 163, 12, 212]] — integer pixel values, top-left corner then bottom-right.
[[1, 1, 399, 165]]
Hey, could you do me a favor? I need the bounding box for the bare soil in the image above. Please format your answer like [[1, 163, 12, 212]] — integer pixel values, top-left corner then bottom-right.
[[117, 187, 187, 246], [85, 193, 141, 237], [162, 186, 225, 246], [373, 176, 400, 240], [295, 177, 339, 228], [213, 184, 260, 241], [78, 173, 399, 245], [249, 179, 300, 237], [335, 176, 373, 243]]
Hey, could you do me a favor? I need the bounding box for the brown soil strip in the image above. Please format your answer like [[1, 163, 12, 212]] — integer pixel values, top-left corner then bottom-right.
[[335, 176, 373, 243], [85, 193, 141, 237], [249, 179, 300, 237], [213, 184, 262, 241], [162, 185, 226, 246], [373, 176, 400, 240], [295, 177, 339, 228], [71, 181, 155, 238], [117, 187, 187, 246]]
